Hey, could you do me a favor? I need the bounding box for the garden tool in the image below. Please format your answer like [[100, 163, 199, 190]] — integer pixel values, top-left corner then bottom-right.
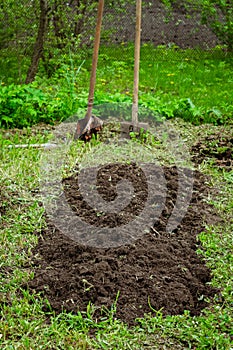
[[120, 0, 148, 138], [75, 0, 104, 140], [75, 0, 148, 141]]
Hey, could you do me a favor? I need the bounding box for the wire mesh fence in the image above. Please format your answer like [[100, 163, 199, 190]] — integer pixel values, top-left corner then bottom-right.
[[101, 1, 220, 50], [0, 0, 228, 83]]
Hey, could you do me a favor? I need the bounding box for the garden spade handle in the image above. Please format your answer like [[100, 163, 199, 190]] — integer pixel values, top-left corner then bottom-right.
[[132, 0, 142, 125], [86, 0, 104, 120]]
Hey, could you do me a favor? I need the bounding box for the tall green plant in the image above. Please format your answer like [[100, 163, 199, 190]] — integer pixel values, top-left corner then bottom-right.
[[0, 0, 39, 83], [199, 0, 233, 50]]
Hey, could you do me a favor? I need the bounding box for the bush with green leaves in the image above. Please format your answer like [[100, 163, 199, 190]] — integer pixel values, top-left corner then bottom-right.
[[0, 84, 67, 128], [199, 0, 233, 50]]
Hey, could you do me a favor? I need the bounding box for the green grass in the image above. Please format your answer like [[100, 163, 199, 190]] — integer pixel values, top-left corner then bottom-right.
[[0, 120, 233, 349], [93, 47, 233, 124], [1, 46, 233, 128]]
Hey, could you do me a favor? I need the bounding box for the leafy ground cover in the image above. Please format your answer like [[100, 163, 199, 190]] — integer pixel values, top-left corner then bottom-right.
[[0, 118, 232, 349]]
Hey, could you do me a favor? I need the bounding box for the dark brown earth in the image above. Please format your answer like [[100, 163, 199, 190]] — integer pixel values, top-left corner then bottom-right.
[[104, 0, 220, 49], [25, 163, 221, 325], [192, 134, 233, 171]]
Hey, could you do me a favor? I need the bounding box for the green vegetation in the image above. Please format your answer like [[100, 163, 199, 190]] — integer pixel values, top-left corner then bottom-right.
[[164, 0, 233, 50], [200, 0, 233, 50], [1, 0, 232, 85], [0, 121, 232, 349], [0, 46, 233, 128], [1, 1, 232, 347]]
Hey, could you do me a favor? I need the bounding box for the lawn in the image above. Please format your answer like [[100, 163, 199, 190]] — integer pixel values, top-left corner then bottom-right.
[[1, 46, 232, 128]]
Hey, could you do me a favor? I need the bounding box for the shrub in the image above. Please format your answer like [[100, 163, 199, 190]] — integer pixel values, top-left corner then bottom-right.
[[0, 84, 66, 128]]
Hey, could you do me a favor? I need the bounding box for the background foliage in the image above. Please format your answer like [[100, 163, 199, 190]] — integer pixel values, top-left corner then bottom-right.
[[166, 0, 233, 50], [0, 0, 232, 128], [1, 0, 232, 84]]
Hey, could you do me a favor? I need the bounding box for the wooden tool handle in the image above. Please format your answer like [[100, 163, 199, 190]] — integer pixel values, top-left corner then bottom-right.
[[132, 0, 142, 125], [86, 0, 105, 120]]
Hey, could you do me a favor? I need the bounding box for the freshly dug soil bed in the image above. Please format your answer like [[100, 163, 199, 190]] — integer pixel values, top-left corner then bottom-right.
[[25, 165, 220, 325]]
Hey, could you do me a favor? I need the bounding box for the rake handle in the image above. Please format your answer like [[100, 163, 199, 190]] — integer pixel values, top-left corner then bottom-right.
[[86, 0, 104, 120], [132, 0, 142, 125]]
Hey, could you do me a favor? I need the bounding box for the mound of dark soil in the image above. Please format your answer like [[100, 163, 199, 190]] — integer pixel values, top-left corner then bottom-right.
[[192, 134, 233, 170], [25, 165, 220, 325]]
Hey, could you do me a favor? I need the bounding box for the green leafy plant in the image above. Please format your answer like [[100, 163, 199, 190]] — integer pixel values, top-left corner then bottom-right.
[[198, 0, 233, 51], [0, 84, 66, 128]]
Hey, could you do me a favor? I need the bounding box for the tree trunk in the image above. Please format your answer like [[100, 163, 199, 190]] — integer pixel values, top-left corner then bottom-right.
[[25, 0, 48, 84]]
